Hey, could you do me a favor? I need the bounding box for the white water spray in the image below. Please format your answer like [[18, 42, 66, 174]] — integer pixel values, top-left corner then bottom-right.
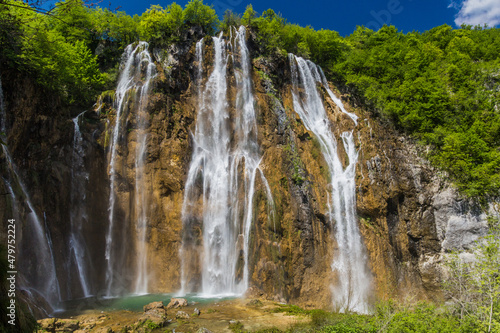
[[69, 112, 92, 297], [181, 27, 274, 296], [133, 48, 156, 295], [105, 42, 156, 296], [0, 75, 61, 309]]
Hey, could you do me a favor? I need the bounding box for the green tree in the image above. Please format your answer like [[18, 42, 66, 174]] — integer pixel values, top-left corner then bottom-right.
[[4, 0, 104, 105], [139, 3, 183, 45], [51, 0, 94, 46], [182, 0, 218, 35], [220, 9, 241, 31], [241, 4, 256, 27], [444, 222, 500, 332]]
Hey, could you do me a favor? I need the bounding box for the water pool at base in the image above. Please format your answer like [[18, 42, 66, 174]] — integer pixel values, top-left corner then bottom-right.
[[55, 293, 238, 316]]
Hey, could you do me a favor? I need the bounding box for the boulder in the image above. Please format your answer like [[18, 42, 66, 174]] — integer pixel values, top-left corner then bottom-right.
[[143, 301, 164, 312], [167, 298, 188, 309], [138, 301, 168, 327]]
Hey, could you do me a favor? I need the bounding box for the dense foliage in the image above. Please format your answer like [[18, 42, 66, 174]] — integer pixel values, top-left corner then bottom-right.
[[267, 222, 499, 333], [238, 6, 500, 198], [1, 0, 500, 194], [334, 25, 500, 198], [266, 301, 461, 333], [0, 0, 220, 105]]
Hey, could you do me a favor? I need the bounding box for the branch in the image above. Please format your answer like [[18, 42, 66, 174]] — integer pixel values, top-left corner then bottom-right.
[[0, 1, 100, 34]]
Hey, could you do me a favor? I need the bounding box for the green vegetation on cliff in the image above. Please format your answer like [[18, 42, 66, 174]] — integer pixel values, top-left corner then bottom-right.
[[236, 7, 500, 198], [334, 25, 500, 199], [1, 0, 499, 195]]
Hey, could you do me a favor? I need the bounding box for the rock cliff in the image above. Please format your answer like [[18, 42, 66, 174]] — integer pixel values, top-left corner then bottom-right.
[[0, 28, 494, 315]]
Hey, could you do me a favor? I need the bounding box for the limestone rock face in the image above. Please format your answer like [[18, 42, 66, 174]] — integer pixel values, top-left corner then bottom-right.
[[1, 30, 496, 316], [433, 188, 490, 251]]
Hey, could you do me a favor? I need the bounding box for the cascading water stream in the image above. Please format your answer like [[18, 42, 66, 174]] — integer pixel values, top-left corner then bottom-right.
[[133, 50, 156, 295], [233, 27, 270, 291], [289, 55, 371, 313], [0, 75, 61, 310], [69, 112, 92, 298], [105, 42, 156, 296], [317, 68, 358, 125], [181, 26, 274, 296]]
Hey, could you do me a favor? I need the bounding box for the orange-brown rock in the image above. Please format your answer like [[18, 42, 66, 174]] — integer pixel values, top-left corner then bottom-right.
[[1, 29, 494, 317]]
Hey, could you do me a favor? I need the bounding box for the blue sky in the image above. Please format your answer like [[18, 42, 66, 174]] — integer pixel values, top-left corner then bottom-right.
[[107, 0, 500, 36]]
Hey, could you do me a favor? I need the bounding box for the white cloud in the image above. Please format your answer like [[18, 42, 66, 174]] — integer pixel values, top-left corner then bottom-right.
[[452, 0, 500, 27]]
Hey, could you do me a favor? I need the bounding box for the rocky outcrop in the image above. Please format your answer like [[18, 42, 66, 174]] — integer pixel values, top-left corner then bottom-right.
[[37, 318, 80, 332], [138, 301, 168, 327], [167, 298, 188, 309], [353, 111, 496, 299], [1, 28, 495, 316]]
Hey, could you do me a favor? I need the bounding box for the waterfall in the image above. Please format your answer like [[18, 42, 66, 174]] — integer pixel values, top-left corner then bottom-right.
[[289, 55, 371, 313], [0, 75, 61, 310], [181, 26, 274, 296], [133, 47, 156, 295], [317, 68, 358, 125], [105, 42, 156, 296], [68, 112, 92, 298]]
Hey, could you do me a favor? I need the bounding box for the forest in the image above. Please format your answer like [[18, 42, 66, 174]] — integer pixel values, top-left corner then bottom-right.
[[2, 0, 500, 199]]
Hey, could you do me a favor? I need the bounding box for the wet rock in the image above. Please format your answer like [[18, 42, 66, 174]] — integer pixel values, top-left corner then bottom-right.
[[167, 298, 188, 309], [175, 311, 190, 319], [143, 301, 164, 312], [138, 314, 167, 327]]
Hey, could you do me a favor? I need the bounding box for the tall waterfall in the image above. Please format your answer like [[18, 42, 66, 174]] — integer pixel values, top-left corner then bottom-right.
[[105, 42, 156, 296], [181, 26, 273, 296], [0, 75, 61, 310], [69, 112, 92, 298], [133, 46, 156, 295], [289, 55, 371, 313]]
